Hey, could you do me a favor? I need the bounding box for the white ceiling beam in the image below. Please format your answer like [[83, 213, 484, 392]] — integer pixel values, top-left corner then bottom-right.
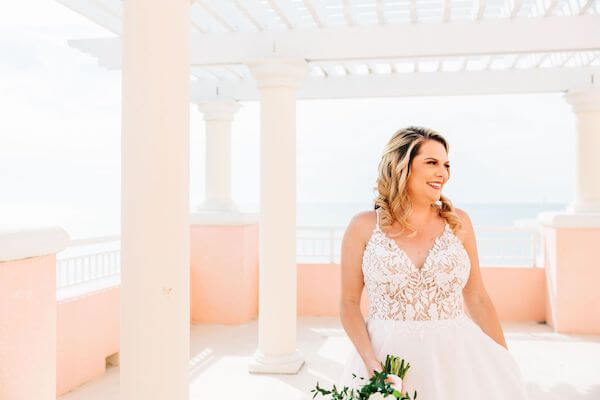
[[544, 0, 560, 17], [68, 16, 600, 68], [315, 63, 330, 77], [191, 67, 600, 101], [509, 0, 524, 19], [484, 55, 494, 70], [475, 0, 487, 21], [410, 0, 418, 23], [586, 52, 600, 66], [232, 0, 264, 31], [559, 52, 576, 67], [191, 20, 209, 34], [534, 53, 550, 68], [342, 0, 356, 26], [266, 0, 295, 29], [442, 0, 451, 22], [54, 0, 122, 34], [376, 0, 387, 25], [509, 54, 521, 69], [197, 1, 237, 32], [303, 0, 325, 28], [579, 0, 595, 15]]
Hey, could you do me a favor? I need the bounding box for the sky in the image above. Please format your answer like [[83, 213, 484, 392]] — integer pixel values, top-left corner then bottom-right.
[[0, 1, 576, 238]]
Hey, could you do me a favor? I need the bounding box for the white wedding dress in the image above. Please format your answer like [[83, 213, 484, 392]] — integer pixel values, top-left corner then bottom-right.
[[337, 208, 529, 399]]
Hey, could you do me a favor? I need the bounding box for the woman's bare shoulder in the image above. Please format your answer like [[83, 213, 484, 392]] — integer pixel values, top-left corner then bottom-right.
[[346, 209, 378, 243]]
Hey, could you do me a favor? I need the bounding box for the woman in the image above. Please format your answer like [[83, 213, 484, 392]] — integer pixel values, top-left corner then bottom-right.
[[338, 126, 529, 399]]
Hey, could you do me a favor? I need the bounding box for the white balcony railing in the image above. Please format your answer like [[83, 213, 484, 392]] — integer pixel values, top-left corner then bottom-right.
[[56, 236, 121, 292], [56, 225, 542, 294], [296, 225, 542, 265]]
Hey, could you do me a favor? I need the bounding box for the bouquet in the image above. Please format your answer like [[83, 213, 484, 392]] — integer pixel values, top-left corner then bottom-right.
[[311, 354, 417, 400]]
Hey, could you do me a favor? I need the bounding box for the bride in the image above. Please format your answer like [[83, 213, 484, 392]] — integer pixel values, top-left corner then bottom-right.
[[337, 126, 529, 399]]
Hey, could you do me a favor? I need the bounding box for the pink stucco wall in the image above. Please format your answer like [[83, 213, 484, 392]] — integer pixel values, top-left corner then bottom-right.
[[56, 287, 120, 396], [0, 255, 56, 400], [189, 224, 259, 324], [543, 226, 600, 334], [0, 223, 556, 397], [297, 263, 547, 322]]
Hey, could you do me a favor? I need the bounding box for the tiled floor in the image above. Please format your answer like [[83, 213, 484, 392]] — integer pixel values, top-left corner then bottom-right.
[[59, 317, 600, 399]]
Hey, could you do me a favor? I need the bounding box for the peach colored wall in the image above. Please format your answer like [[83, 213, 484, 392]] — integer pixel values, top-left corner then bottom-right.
[[543, 226, 600, 334], [0, 255, 56, 400], [297, 263, 546, 322], [480, 266, 546, 322], [51, 262, 546, 395], [56, 287, 120, 396], [190, 224, 258, 324]]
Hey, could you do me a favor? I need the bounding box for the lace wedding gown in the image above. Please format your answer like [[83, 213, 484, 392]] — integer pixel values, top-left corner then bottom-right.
[[337, 208, 529, 399]]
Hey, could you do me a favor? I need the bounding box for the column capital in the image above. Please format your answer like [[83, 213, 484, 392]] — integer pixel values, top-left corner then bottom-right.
[[244, 57, 308, 89], [564, 87, 600, 113], [196, 99, 241, 122]]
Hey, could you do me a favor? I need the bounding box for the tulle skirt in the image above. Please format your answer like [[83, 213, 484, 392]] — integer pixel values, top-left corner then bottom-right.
[[337, 312, 529, 399]]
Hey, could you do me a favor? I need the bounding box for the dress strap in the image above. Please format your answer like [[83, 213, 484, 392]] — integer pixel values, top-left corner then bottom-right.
[[374, 208, 381, 231]]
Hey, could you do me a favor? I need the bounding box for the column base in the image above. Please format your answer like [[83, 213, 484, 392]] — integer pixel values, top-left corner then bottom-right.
[[248, 348, 305, 374]]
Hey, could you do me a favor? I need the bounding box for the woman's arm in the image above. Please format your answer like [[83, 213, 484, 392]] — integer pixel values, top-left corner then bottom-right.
[[340, 211, 382, 377], [456, 208, 508, 350]]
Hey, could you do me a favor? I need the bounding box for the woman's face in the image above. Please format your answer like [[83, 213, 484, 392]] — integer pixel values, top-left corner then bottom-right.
[[406, 139, 450, 205]]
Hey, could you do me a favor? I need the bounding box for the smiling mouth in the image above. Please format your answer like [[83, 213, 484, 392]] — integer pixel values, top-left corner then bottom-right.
[[427, 182, 442, 190]]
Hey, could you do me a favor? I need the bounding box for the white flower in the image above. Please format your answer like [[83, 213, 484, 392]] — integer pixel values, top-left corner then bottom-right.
[[368, 392, 386, 400], [386, 374, 404, 391]]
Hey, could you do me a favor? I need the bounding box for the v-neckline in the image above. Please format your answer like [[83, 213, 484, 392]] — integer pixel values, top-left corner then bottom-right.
[[379, 222, 449, 273]]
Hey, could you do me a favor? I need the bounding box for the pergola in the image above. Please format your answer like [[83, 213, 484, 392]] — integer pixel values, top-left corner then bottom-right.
[[55, 1, 600, 399]]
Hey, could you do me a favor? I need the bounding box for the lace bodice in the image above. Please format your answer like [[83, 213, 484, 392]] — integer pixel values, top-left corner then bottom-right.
[[362, 209, 471, 321]]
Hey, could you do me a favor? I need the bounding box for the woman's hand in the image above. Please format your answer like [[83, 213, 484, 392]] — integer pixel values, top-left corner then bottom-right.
[[366, 360, 399, 386], [366, 359, 383, 379]]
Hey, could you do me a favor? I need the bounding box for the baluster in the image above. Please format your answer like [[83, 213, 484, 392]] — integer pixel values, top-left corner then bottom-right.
[[329, 229, 335, 263]]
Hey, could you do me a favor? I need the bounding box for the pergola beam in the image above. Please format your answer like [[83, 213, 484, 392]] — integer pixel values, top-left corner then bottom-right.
[[55, 0, 122, 34], [303, 0, 324, 28], [190, 67, 600, 101], [342, 0, 355, 26], [232, 0, 264, 31], [442, 0, 451, 22], [376, 0, 386, 25], [509, 0, 524, 19], [69, 16, 600, 68], [410, 0, 417, 23], [266, 0, 295, 29], [579, 0, 595, 15], [544, 0, 560, 17], [197, 0, 237, 32], [475, 0, 487, 21]]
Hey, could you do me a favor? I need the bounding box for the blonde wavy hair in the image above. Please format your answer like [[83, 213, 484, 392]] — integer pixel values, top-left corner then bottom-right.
[[373, 126, 463, 237]]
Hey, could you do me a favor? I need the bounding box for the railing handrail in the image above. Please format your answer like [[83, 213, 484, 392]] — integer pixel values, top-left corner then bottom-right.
[[67, 235, 120, 247], [60, 225, 540, 248]]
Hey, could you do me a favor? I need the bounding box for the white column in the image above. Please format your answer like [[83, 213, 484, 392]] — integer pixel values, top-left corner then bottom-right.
[[196, 100, 241, 213], [245, 58, 308, 374], [121, 1, 190, 399], [564, 87, 600, 214]]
